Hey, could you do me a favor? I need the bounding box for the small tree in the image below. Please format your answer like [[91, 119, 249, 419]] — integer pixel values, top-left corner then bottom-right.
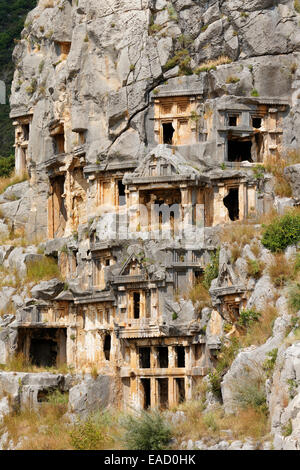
[[121, 410, 172, 450], [261, 211, 300, 252]]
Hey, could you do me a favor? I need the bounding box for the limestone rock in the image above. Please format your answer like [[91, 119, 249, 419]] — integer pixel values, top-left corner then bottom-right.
[[31, 279, 65, 300], [68, 375, 113, 417]]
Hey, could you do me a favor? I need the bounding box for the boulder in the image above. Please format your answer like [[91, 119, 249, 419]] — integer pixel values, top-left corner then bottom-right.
[[31, 278, 65, 300], [68, 374, 113, 417]]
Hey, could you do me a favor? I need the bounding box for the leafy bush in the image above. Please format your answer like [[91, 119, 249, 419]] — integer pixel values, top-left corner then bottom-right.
[[203, 412, 219, 432], [121, 410, 172, 450], [263, 349, 278, 378], [70, 413, 111, 450], [208, 338, 241, 399], [233, 367, 267, 413], [46, 389, 69, 406], [282, 420, 293, 437], [203, 248, 220, 289], [247, 258, 265, 279], [238, 309, 261, 328], [0, 155, 14, 177], [261, 211, 300, 252], [288, 283, 300, 313]]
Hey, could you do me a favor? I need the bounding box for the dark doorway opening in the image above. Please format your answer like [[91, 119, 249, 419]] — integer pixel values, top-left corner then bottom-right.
[[157, 347, 169, 368], [30, 338, 56, 367], [141, 378, 151, 409], [139, 347, 151, 368], [104, 334, 111, 360], [228, 139, 252, 162], [133, 292, 141, 319], [175, 346, 185, 368], [157, 378, 169, 409], [118, 180, 126, 206], [252, 117, 262, 129], [175, 378, 185, 404], [162, 123, 175, 144], [223, 188, 239, 221], [23, 328, 67, 368]]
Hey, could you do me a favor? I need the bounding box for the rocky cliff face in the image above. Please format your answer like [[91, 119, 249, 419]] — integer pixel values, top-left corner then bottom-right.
[[1, 0, 300, 450], [8, 0, 300, 237]]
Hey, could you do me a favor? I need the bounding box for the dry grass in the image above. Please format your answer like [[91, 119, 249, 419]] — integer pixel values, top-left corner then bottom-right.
[[0, 353, 72, 374], [246, 258, 265, 279], [240, 304, 279, 347], [1, 404, 126, 450], [195, 56, 232, 73], [0, 172, 28, 196], [0, 300, 16, 317], [2, 401, 71, 450], [263, 152, 300, 198], [172, 403, 269, 443], [184, 281, 212, 310], [250, 240, 261, 258], [25, 256, 61, 283], [267, 253, 295, 287], [220, 221, 260, 246], [230, 243, 242, 263]]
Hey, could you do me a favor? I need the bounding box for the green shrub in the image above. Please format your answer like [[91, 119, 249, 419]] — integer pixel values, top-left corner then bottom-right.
[[208, 370, 222, 400], [261, 212, 300, 252], [70, 413, 110, 450], [287, 378, 298, 399], [233, 370, 267, 413], [203, 412, 219, 432], [247, 258, 265, 279], [163, 49, 192, 75], [238, 309, 261, 328], [282, 420, 293, 437], [208, 338, 241, 399], [121, 410, 172, 450], [288, 283, 300, 313], [294, 253, 300, 272], [46, 389, 69, 406], [0, 155, 15, 177], [263, 348, 278, 378], [203, 248, 220, 290], [26, 256, 61, 282]]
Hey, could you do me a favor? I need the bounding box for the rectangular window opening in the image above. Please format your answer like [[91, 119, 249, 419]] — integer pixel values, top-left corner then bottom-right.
[[175, 346, 185, 368], [157, 378, 169, 409], [133, 292, 140, 319], [139, 347, 151, 369], [141, 378, 151, 409], [157, 347, 169, 368]]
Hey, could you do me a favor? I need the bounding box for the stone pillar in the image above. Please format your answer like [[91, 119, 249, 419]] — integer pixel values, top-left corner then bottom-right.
[[169, 346, 176, 369], [168, 377, 175, 408], [213, 184, 227, 225], [239, 182, 246, 220], [150, 377, 156, 408]]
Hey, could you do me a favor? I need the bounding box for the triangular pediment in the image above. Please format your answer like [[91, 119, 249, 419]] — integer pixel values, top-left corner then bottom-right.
[[124, 145, 200, 182], [217, 263, 238, 288], [119, 254, 143, 276]]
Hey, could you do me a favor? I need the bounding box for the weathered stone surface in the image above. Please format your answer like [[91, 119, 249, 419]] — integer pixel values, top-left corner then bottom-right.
[[0, 372, 76, 411], [31, 278, 65, 300], [68, 375, 113, 417], [284, 164, 300, 200]]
